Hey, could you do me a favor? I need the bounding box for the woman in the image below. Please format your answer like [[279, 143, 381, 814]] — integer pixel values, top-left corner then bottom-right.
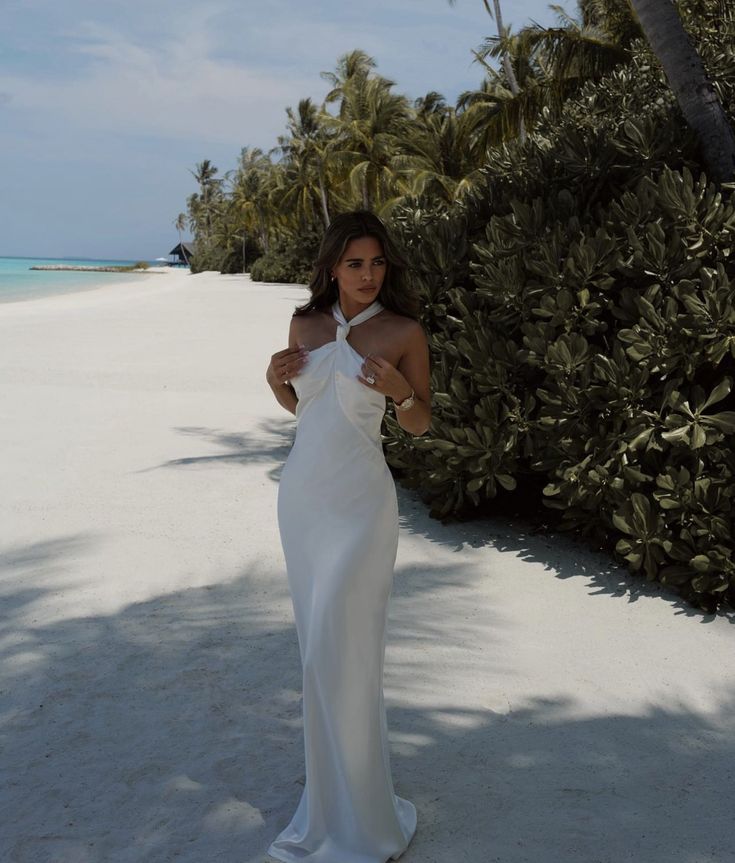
[[265, 210, 431, 862]]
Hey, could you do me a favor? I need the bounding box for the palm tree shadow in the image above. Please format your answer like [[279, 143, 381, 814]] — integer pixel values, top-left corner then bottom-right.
[[393, 483, 733, 622], [2, 537, 734, 863], [140, 418, 296, 483], [143, 420, 730, 621]]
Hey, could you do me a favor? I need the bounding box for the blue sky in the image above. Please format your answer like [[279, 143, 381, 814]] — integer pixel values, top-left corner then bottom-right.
[[1, 0, 566, 260]]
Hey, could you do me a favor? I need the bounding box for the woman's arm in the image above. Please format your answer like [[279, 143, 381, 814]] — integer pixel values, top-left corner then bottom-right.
[[269, 379, 298, 416], [393, 321, 432, 436], [355, 319, 433, 436], [266, 317, 304, 416]]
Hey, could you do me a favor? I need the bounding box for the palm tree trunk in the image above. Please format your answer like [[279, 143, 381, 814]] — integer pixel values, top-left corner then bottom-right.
[[318, 175, 331, 228], [177, 228, 190, 266], [628, 0, 735, 184], [257, 207, 269, 254], [490, 0, 526, 143]]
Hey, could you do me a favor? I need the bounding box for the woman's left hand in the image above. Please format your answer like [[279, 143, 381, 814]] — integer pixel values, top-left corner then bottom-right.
[[357, 354, 412, 402]]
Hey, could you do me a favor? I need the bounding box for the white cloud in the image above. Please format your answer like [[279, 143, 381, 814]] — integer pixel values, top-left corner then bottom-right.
[[0, 19, 315, 148], [0, 0, 559, 257], [0, 0, 515, 152]]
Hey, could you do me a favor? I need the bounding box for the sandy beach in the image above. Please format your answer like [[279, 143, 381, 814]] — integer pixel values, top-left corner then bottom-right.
[[1, 269, 733, 863]]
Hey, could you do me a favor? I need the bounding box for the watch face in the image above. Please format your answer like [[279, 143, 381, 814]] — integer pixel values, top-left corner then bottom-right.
[[396, 394, 414, 410]]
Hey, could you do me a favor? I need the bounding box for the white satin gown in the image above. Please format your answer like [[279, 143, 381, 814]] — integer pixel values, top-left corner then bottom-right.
[[268, 298, 417, 863]]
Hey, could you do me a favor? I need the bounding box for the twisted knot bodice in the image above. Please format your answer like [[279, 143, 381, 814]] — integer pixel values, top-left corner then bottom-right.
[[332, 299, 384, 341]]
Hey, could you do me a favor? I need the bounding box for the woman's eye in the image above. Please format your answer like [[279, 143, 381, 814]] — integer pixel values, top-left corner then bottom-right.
[[346, 259, 383, 268]]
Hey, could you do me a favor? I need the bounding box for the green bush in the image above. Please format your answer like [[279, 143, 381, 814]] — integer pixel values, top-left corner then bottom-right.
[[189, 245, 218, 274], [385, 30, 735, 612], [115, 260, 150, 271], [190, 235, 261, 274], [249, 228, 322, 284]]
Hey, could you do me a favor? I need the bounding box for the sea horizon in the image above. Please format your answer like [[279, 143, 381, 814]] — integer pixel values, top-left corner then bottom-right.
[[0, 255, 167, 304]]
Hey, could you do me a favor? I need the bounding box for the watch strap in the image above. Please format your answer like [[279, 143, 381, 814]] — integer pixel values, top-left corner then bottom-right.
[[394, 389, 416, 411]]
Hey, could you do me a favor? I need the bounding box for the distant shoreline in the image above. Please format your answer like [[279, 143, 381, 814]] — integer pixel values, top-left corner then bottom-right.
[[29, 264, 164, 273]]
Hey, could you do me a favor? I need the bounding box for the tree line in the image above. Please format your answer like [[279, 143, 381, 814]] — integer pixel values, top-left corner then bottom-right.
[[178, 0, 733, 278]]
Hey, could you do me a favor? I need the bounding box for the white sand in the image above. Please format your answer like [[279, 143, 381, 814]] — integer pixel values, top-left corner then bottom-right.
[[1, 269, 733, 863]]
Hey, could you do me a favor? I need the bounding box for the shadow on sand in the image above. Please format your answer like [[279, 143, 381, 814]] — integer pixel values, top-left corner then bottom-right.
[[3, 422, 733, 862], [160, 417, 731, 621], [0, 536, 735, 863]]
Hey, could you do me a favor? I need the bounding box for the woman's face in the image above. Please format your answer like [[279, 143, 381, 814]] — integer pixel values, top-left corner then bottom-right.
[[331, 235, 386, 305]]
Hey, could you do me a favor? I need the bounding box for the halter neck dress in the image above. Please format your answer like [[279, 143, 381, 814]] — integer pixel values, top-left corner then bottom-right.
[[268, 298, 417, 862]]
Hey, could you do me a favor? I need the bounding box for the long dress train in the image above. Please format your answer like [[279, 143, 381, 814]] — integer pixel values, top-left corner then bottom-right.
[[268, 298, 417, 863]]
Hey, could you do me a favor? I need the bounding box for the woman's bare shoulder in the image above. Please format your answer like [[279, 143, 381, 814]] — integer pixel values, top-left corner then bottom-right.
[[289, 308, 331, 346], [382, 310, 425, 340], [291, 309, 330, 328], [291, 309, 320, 324], [379, 307, 421, 327], [377, 311, 426, 362], [288, 311, 309, 345]]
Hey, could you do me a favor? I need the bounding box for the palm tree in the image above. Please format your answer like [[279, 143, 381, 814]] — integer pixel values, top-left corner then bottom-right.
[[491, 0, 526, 141], [231, 147, 277, 253], [470, 0, 634, 144], [172, 213, 188, 264], [209, 197, 247, 272], [626, 0, 735, 182], [401, 93, 485, 203], [451, 0, 735, 181], [321, 55, 416, 211], [450, 0, 530, 142], [277, 98, 334, 228], [321, 49, 377, 109], [189, 160, 223, 244]]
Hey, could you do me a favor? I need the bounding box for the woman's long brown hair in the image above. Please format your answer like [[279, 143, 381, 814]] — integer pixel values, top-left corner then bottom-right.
[[293, 210, 419, 320]]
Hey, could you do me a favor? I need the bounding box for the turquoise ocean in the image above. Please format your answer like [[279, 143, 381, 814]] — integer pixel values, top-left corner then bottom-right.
[[0, 256, 158, 304]]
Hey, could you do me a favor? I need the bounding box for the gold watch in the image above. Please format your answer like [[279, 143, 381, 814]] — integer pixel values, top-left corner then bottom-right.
[[394, 389, 415, 411]]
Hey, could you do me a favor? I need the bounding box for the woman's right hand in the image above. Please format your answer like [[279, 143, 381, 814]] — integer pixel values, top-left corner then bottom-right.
[[266, 344, 309, 388]]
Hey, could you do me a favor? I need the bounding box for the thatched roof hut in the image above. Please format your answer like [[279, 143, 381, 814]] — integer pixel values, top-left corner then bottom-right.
[[168, 242, 195, 266]]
